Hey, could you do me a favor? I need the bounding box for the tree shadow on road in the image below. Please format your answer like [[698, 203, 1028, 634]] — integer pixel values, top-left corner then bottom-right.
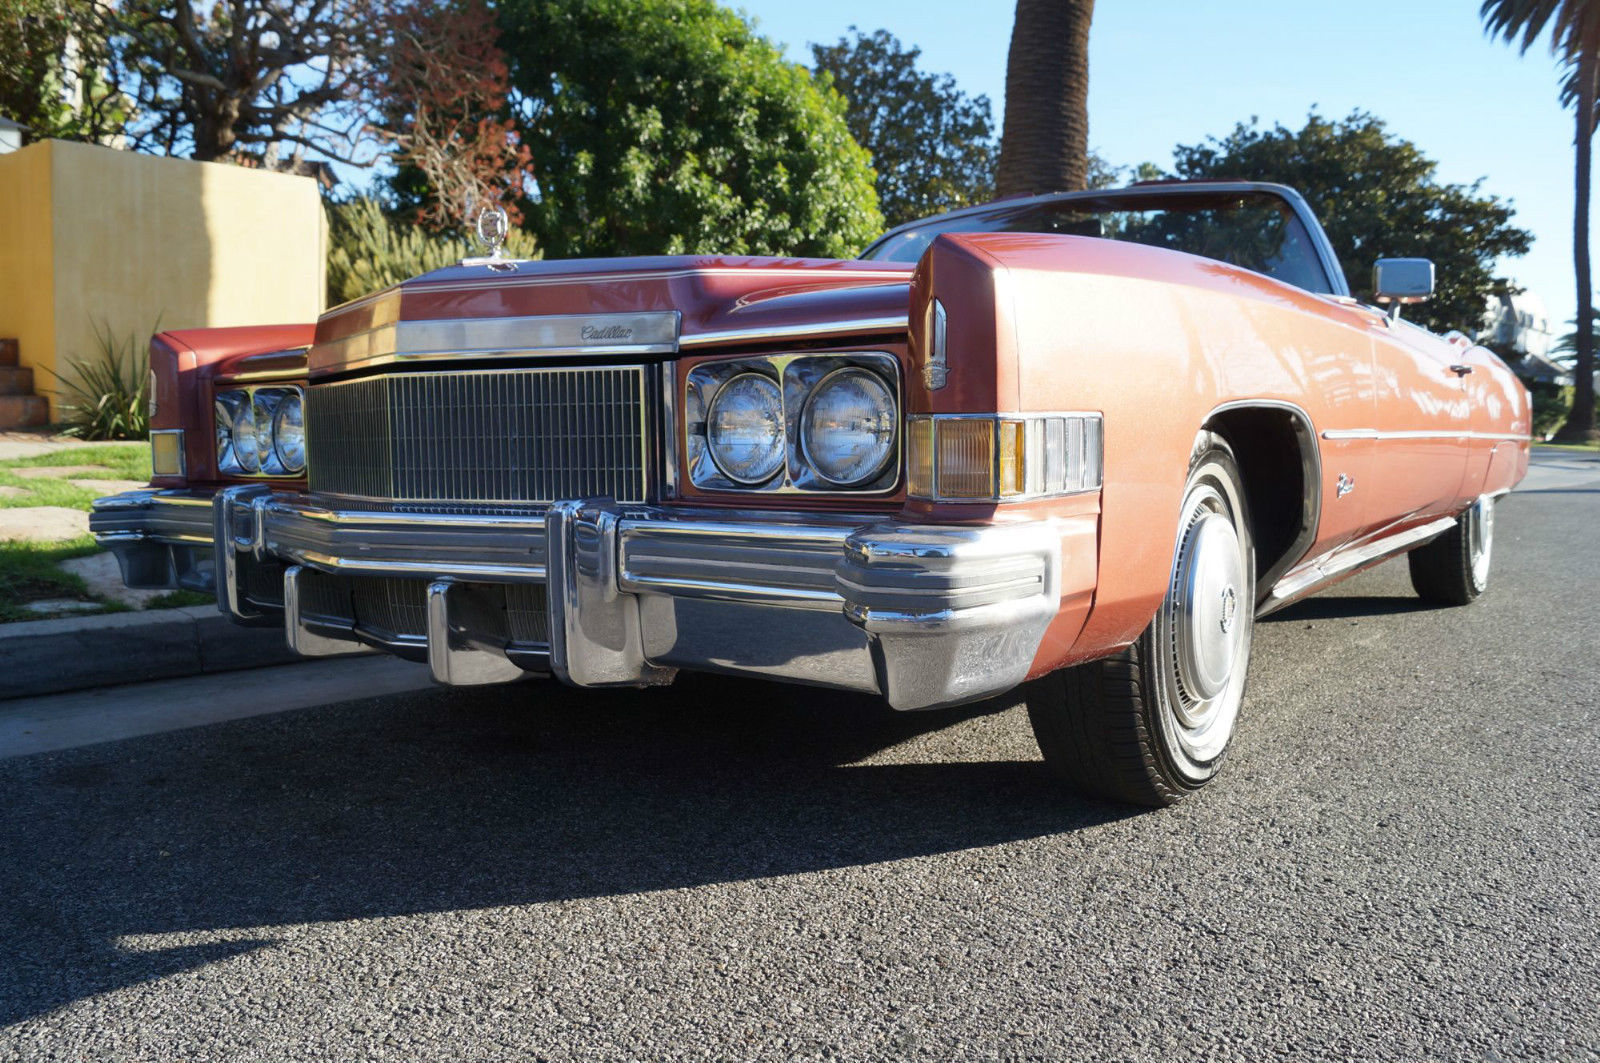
[[0, 673, 1126, 1025]]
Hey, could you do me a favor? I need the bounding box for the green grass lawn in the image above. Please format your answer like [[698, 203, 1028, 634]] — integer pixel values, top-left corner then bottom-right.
[[0, 443, 152, 621], [0, 535, 122, 622], [1533, 440, 1600, 453], [0, 443, 151, 510]]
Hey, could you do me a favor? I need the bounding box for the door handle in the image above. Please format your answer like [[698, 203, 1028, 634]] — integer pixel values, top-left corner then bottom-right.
[[1449, 364, 1474, 377]]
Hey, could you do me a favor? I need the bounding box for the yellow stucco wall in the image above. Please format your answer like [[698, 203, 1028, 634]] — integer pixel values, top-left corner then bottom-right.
[[0, 140, 325, 414], [0, 144, 56, 388]]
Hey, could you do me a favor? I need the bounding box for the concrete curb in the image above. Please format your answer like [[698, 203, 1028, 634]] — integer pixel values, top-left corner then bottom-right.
[[0, 606, 302, 701]]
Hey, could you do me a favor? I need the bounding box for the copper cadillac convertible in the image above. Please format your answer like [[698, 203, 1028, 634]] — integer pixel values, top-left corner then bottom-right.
[[91, 181, 1530, 805]]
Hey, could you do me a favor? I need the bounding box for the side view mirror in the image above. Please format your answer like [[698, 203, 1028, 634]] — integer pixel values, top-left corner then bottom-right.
[[1373, 258, 1434, 320]]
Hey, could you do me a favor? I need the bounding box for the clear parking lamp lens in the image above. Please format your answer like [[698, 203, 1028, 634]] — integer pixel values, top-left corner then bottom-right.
[[272, 390, 305, 473], [800, 368, 897, 486], [232, 398, 261, 473], [707, 372, 785, 484]]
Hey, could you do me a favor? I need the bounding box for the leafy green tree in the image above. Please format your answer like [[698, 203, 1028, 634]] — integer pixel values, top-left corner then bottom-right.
[[1482, 0, 1599, 441], [0, 0, 126, 143], [1167, 111, 1532, 334], [496, 0, 881, 259], [810, 28, 996, 228]]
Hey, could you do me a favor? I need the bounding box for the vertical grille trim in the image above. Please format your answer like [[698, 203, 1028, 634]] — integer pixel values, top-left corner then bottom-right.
[[306, 367, 648, 505]]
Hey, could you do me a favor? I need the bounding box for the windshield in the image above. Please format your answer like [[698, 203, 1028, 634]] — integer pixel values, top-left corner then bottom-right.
[[861, 189, 1333, 294]]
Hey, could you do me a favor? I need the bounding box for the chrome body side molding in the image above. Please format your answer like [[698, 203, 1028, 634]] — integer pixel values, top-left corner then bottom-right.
[[1258, 514, 1459, 616], [1321, 428, 1532, 442]]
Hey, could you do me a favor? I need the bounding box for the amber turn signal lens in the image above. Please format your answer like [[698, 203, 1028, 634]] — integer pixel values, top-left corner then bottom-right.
[[998, 420, 1027, 497], [932, 419, 995, 499], [150, 430, 184, 477], [907, 418, 935, 498], [906, 413, 1103, 502]]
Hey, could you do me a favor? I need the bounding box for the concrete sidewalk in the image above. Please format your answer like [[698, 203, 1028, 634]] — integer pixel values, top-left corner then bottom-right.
[[0, 655, 434, 758]]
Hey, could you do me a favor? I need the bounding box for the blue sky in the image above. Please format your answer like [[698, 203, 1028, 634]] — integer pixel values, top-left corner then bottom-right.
[[737, 0, 1583, 333]]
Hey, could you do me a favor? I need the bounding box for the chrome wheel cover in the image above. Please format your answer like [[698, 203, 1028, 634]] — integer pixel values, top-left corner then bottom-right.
[[1468, 497, 1494, 592], [1153, 474, 1253, 775]]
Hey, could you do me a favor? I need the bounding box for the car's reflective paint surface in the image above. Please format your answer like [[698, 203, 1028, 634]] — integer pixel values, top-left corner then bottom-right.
[[120, 180, 1529, 706]]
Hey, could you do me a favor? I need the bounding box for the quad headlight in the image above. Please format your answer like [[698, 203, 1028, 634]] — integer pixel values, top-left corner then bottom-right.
[[706, 373, 785, 484], [800, 368, 897, 487], [685, 353, 900, 493], [271, 390, 306, 473], [215, 385, 306, 476]]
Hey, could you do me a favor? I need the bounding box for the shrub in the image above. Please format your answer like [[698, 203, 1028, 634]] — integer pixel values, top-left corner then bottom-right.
[[1528, 382, 1573, 440], [49, 320, 152, 441], [326, 196, 539, 306]]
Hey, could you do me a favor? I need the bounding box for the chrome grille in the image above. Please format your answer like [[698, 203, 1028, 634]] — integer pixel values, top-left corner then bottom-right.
[[293, 571, 551, 648], [306, 367, 648, 504], [352, 577, 429, 639], [505, 583, 550, 644]]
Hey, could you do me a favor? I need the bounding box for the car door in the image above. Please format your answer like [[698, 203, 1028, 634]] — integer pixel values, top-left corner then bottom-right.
[[1364, 313, 1474, 527]]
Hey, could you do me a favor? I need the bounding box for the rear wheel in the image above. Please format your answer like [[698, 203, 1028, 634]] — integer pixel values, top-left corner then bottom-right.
[[1025, 435, 1255, 807], [1407, 496, 1494, 606]]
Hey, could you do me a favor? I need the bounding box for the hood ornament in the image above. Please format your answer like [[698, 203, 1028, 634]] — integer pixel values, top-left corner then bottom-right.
[[461, 203, 517, 272]]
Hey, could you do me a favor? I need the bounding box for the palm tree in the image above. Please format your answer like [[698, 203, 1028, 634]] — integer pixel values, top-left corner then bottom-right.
[[995, 0, 1095, 198], [1554, 313, 1596, 361], [1483, 0, 1600, 442]]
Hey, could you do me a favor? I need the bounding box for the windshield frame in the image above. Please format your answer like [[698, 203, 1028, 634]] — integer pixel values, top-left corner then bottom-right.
[[859, 181, 1350, 298]]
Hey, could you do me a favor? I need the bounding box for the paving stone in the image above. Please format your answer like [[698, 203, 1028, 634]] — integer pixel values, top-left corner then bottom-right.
[[59, 551, 169, 608], [0, 486, 27, 499], [0, 433, 117, 460], [12, 465, 114, 480], [20, 599, 105, 616], [0, 507, 89, 542]]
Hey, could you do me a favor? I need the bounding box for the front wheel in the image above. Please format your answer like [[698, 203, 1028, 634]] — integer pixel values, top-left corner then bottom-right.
[[1407, 497, 1494, 606], [1025, 435, 1255, 807]]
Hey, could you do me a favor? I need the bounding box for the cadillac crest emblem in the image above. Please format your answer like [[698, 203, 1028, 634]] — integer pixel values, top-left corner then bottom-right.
[[462, 203, 516, 272]]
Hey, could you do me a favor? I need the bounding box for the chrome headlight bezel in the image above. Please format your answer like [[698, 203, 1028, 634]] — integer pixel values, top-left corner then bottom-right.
[[214, 384, 307, 478], [684, 351, 901, 494]]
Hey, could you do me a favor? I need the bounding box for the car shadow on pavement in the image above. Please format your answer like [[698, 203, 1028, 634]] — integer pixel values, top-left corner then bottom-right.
[[1261, 594, 1438, 623], [0, 673, 1127, 1025]]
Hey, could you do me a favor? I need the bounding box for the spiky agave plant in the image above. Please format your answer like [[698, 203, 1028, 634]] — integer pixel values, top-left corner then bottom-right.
[[48, 319, 154, 441]]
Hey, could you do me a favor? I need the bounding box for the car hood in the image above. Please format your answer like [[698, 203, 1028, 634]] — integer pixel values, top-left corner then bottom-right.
[[311, 255, 914, 376]]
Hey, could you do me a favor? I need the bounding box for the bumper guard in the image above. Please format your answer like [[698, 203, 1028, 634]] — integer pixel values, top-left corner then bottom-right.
[[92, 486, 1085, 710]]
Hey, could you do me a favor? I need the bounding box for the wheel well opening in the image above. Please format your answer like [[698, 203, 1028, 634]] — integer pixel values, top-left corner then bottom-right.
[[1206, 407, 1319, 600]]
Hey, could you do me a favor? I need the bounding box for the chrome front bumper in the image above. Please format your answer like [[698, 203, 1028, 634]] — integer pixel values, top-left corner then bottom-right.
[[91, 486, 1081, 710]]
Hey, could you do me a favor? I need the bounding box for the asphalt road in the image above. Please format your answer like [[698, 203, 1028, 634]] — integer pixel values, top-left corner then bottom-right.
[[2, 451, 1597, 1061]]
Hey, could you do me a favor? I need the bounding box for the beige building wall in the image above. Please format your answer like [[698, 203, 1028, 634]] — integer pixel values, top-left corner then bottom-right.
[[0, 140, 326, 414]]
